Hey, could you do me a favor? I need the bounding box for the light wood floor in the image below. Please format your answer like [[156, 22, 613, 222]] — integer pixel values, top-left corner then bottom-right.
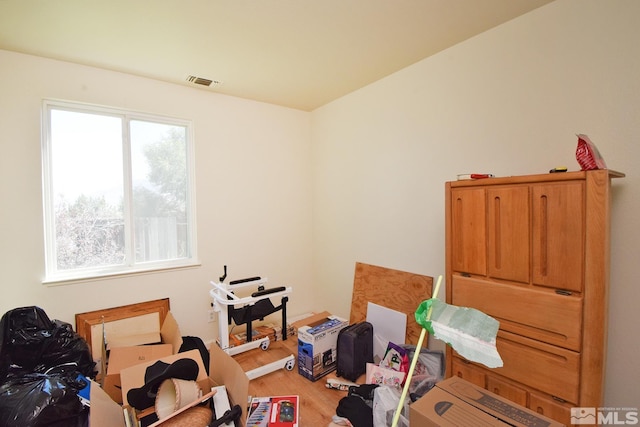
[[233, 336, 350, 426]]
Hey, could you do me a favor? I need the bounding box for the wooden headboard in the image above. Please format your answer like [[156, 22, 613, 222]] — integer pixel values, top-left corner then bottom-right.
[[350, 262, 433, 346]]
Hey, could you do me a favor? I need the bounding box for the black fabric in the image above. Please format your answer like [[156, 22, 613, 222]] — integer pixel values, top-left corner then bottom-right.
[[126, 358, 199, 410], [336, 396, 373, 427], [179, 336, 210, 375], [230, 299, 276, 324], [348, 383, 379, 402]]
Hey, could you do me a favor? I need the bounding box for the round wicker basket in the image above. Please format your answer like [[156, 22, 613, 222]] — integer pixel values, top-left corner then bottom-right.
[[158, 406, 213, 427]]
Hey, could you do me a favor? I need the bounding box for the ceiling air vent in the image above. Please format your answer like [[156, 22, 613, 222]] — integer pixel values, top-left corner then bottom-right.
[[186, 75, 222, 87]]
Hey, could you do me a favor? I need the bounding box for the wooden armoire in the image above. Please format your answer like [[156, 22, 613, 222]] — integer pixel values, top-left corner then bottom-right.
[[444, 169, 624, 425]]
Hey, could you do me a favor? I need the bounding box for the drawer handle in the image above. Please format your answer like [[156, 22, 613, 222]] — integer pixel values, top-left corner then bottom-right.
[[539, 195, 548, 277], [555, 289, 573, 296], [494, 196, 502, 270]]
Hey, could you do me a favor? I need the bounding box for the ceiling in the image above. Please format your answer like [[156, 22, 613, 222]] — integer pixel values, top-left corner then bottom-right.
[[0, 0, 554, 111]]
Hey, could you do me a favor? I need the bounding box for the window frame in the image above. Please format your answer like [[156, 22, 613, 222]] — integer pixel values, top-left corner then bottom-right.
[[41, 99, 199, 284]]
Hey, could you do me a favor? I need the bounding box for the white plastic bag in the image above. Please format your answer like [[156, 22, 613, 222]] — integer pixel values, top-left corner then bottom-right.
[[372, 386, 409, 427]]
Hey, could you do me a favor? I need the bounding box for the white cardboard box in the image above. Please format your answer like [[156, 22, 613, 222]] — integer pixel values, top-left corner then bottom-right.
[[297, 315, 348, 381]]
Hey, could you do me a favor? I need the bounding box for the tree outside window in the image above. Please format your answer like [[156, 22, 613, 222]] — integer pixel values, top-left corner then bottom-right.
[[42, 101, 197, 282]]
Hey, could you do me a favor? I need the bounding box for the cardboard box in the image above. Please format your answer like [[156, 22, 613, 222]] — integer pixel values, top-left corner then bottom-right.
[[297, 315, 348, 381], [290, 311, 332, 333], [89, 343, 250, 427], [101, 312, 183, 404], [410, 376, 565, 427], [103, 344, 173, 404]]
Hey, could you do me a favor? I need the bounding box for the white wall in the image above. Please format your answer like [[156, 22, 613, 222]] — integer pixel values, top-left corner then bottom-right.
[[0, 50, 315, 343], [311, 0, 640, 408], [1, 0, 638, 410]]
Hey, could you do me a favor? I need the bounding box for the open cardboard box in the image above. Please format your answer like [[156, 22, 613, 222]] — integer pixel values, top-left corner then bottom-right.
[[102, 312, 183, 404], [90, 343, 250, 427], [410, 376, 564, 427], [290, 310, 332, 333]]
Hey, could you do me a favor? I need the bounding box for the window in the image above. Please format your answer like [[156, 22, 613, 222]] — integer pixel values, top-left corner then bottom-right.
[[41, 100, 197, 283]]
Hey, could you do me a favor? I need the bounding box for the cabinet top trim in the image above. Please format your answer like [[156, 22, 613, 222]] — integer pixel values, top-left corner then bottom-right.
[[448, 169, 625, 188]]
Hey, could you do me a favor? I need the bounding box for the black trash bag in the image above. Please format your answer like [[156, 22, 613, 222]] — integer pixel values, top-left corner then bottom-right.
[[35, 320, 96, 378], [0, 366, 89, 427], [0, 306, 54, 377], [0, 307, 96, 380]]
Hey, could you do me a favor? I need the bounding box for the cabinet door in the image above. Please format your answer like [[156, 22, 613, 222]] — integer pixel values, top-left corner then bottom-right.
[[532, 182, 584, 292], [487, 186, 530, 283], [450, 188, 486, 276]]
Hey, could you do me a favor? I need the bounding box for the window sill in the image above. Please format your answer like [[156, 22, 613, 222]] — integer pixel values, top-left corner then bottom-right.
[[42, 260, 202, 287]]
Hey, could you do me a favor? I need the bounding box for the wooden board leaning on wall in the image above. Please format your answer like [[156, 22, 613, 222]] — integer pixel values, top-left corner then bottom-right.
[[350, 262, 433, 347]]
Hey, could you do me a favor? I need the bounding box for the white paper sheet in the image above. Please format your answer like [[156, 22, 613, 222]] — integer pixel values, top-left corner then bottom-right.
[[366, 302, 407, 363]]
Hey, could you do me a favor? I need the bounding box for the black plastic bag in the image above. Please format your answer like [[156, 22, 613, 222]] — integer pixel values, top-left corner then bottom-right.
[[0, 307, 95, 380], [0, 366, 89, 427], [36, 320, 96, 378], [0, 307, 54, 377]]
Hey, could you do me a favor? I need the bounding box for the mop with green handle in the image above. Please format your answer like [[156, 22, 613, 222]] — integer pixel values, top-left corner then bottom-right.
[[390, 275, 503, 427]]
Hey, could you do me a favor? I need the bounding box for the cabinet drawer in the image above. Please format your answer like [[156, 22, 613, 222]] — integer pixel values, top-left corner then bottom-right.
[[486, 375, 528, 407], [529, 393, 572, 426], [451, 357, 486, 388], [493, 331, 580, 404], [452, 276, 583, 351], [452, 359, 573, 426]]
